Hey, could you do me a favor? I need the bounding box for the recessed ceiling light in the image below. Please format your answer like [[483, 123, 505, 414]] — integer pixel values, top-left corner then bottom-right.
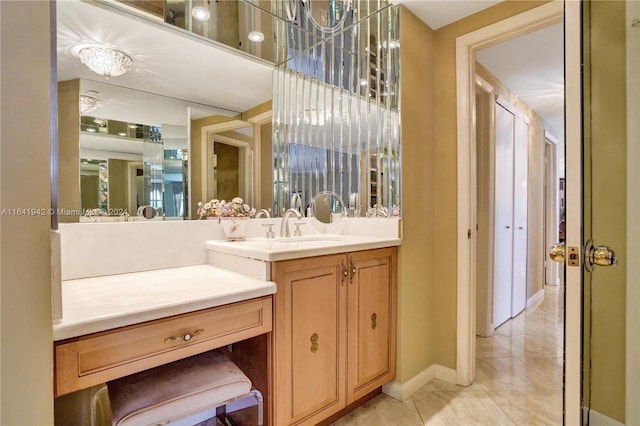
[[127, 124, 138, 129], [248, 31, 264, 42], [192, 6, 210, 21], [86, 128, 97, 133], [118, 132, 127, 137]]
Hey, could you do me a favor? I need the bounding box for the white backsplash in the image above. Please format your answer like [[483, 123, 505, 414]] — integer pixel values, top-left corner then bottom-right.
[[57, 217, 402, 282]]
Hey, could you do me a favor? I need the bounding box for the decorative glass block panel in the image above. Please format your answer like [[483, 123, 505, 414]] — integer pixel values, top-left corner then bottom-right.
[[272, 1, 400, 218]]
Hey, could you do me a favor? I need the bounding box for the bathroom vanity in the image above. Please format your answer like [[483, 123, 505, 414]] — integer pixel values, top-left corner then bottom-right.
[[53, 264, 276, 397], [207, 229, 400, 425], [270, 247, 396, 425], [53, 220, 400, 426]]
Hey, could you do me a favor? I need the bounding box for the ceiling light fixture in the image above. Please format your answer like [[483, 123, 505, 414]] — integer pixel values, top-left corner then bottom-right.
[[248, 31, 265, 42], [78, 46, 132, 79], [191, 6, 210, 21], [80, 91, 101, 115]]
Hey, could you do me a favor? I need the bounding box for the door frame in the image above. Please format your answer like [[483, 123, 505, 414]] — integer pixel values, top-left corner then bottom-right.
[[474, 74, 496, 338], [454, 0, 565, 396], [626, 0, 640, 423], [543, 132, 560, 287]]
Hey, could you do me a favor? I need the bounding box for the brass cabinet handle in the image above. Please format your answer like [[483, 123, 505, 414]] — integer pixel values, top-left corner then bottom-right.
[[310, 333, 319, 353], [371, 313, 378, 329], [341, 262, 348, 286], [164, 328, 204, 344], [350, 260, 356, 284]]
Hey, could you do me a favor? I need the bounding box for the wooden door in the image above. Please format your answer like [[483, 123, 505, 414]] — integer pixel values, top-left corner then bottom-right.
[[346, 247, 396, 403], [493, 102, 515, 328], [272, 254, 346, 425]]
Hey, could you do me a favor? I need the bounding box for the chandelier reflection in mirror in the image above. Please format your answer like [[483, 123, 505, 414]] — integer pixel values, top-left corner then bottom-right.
[[79, 90, 101, 115], [77, 45, 132, 79], [272, 0, 400, 218]]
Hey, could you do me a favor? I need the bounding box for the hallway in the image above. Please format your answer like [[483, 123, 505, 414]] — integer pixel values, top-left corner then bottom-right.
[[334, 285, 564, 425]]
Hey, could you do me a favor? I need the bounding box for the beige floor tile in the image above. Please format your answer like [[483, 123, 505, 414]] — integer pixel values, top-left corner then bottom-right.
[[476, 336, 513, 358], [492, 334, 563, 358], [412, 389, 515, 425], [469, 357, 529, 391], [333, 394, 423, 426], [494, 320, 527, 335], [417, 378, 466, 392], [517, 356, 564, 390], [487, 390, 563, 425]]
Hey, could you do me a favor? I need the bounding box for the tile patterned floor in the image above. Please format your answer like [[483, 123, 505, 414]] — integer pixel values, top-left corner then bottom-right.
[[334, 285, 564, 426]]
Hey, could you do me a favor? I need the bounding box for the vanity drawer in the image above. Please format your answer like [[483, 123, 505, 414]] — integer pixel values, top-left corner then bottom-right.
[[54, 296, 272, 397]]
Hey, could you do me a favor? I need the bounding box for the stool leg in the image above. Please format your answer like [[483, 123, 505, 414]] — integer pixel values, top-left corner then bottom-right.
[[216, 405, 227, 424], [249, 389, 263, 426]]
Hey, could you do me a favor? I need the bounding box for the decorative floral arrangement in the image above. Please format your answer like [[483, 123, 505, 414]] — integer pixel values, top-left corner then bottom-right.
[[197, 197, 256, 219], [367, 204, 401, 218]]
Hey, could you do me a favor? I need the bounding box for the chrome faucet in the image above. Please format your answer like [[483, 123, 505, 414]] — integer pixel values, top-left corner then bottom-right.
[[280, 208, 303, 238], [255, 209, 271, 218], [290, 193, 303, 215]]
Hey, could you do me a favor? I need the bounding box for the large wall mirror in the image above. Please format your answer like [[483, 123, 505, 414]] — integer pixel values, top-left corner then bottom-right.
[[56, 0, 274, 222]]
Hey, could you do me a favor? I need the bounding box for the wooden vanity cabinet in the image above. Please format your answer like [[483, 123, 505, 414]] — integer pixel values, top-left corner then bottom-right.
[[271, 247, 396, 426]]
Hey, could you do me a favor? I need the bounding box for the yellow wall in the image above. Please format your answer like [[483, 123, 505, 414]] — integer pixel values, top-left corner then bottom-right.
[[583, 0, 627, 421], [431, 0, 549, 369], [58, 79, 81, 222], [0, 1, 54, 423], [396, 6, 436, 381], [260, 122, 273, 212], [107, 159, 129, 211]]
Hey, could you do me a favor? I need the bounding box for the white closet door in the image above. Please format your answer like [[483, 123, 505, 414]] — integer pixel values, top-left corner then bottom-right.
[[511, 117, 529, 316], [493, 104, 515, 328]]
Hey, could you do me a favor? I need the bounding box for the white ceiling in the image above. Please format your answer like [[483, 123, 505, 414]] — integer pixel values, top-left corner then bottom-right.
[[58, 0, 564, 141], [476, 22, 564, 136], [397, 0, 564, 139], [395, 0, 504, 30]]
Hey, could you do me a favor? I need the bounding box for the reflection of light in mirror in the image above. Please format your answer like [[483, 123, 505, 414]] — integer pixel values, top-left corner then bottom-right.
[[248, 31, 264, 42], [191, 6, 210, 21]]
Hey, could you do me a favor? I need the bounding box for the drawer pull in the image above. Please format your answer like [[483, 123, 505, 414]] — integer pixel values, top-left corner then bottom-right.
[[164, 328, 204, 344], [371, 313, 378, 329], [310, 333, 319, 353]]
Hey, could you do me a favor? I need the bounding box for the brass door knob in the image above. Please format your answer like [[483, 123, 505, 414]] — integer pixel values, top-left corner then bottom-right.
[[549, 243, 565, 263]]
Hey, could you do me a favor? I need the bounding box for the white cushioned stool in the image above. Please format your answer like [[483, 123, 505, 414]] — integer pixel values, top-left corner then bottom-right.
[[106, 351, 262, 426]]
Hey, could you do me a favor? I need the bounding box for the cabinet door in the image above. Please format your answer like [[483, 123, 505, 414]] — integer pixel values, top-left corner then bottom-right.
[[347, 247, 396, 403], [272, 254, 347, 425]]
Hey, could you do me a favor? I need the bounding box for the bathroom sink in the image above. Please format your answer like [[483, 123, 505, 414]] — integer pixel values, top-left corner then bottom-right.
[[206, 234, 401, 262]]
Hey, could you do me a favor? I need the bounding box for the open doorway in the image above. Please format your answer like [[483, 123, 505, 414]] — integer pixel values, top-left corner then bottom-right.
[[454, 0, 564, 389], [461, 10, 566, 423]]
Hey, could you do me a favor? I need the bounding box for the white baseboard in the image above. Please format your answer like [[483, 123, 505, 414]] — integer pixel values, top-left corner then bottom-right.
[[582, 406, 624, 426], [527, 288, 545, 308], [382, 364, 457, 402]]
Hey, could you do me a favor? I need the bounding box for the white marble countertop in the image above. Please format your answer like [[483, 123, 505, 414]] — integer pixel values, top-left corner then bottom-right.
[[206, 234, 401, 261], [53, 264, 276, 341]]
